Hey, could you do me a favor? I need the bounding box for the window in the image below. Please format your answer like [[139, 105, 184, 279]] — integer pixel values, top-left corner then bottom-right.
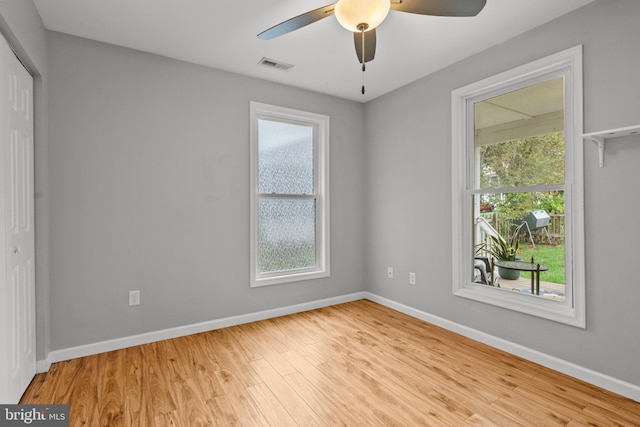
[[451, 46, 585, 327], [250, 102, 330, 287]]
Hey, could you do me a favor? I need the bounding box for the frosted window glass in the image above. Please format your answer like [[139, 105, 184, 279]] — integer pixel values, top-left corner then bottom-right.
[[258, 198, 316, 273], [258, 119, 314, 195]]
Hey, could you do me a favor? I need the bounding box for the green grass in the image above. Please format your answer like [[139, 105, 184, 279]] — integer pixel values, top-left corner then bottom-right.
[[518, 243, 565, 284]]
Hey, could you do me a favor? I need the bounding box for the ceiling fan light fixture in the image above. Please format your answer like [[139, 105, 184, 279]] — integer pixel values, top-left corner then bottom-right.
[[334, 0, 390, 32]]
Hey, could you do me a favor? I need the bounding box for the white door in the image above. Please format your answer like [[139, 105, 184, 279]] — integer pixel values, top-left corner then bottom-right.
[[0, 32, 36, 404]]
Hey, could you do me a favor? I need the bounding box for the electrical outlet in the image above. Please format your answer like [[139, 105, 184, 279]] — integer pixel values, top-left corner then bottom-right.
[[129, 290, 140, 306], [409, 272, 416, 285], [387, 267, 394, 279]]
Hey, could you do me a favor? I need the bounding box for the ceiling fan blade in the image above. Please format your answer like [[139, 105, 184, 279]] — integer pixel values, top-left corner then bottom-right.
[[258, 4, 336, 40], [354, 29, 376, 63], [390, 0, 486, 17]]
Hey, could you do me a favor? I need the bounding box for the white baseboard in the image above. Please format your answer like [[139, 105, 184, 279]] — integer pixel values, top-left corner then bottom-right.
[[39, 291, 367, 372], [363, 292, 640, 403], [36, 359, 50, 373], [38, 290, 640, 403]]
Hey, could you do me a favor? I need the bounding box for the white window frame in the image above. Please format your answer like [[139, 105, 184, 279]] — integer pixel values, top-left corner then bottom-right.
[[250, 102, 330, 287], [451, 46, 585, 327]]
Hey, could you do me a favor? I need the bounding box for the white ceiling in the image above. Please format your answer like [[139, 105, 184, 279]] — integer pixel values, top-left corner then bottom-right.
[[33, 0, 594, 102]]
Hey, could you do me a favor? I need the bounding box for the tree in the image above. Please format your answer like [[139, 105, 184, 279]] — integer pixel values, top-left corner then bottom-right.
[[479, 132, 565, 215]]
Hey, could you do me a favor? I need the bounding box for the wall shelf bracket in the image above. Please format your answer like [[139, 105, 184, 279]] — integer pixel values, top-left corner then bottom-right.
[[582, 125, 640, 167]]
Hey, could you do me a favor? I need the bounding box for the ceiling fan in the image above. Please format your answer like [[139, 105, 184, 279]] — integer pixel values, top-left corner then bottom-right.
[[258, 0, 487, 94]]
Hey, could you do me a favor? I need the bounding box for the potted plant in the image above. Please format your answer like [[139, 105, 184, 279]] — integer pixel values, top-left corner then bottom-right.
[[475, 223, 525, 279]]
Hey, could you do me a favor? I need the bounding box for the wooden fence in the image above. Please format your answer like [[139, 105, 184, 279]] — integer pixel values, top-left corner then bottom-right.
[[479, 211, 565, 245]]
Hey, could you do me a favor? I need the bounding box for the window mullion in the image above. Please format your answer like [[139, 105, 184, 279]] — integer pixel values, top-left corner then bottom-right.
[[467, 184, 565, 195], [258, 193, 317, 199]]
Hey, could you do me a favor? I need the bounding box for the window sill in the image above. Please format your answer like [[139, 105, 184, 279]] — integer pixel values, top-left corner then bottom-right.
[[454, 283, 585, 328], [251, 269, 330, 288]]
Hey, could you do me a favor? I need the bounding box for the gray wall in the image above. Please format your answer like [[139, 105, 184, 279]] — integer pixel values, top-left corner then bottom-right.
[[364, 0, 640, 386], [2, 0, 638, 392], [47, 32, 366, 350], [0, 0, 50, 361]]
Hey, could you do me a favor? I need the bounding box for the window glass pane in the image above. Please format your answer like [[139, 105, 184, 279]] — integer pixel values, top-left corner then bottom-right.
[[258, 197, 316, 274], [473, 191, 565, 301], [258, 119, 314, 195], [474, 77, 565, 189]]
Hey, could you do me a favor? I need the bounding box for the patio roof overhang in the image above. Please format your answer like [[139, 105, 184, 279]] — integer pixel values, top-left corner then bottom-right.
[[474, 77, 564, 146]]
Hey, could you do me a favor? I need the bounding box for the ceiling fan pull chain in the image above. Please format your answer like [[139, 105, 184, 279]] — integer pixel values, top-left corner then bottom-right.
[[361, 26, 366, 95]]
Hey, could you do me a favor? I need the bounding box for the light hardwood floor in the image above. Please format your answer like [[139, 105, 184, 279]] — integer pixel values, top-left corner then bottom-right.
[[21, 300, 640, 426]]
